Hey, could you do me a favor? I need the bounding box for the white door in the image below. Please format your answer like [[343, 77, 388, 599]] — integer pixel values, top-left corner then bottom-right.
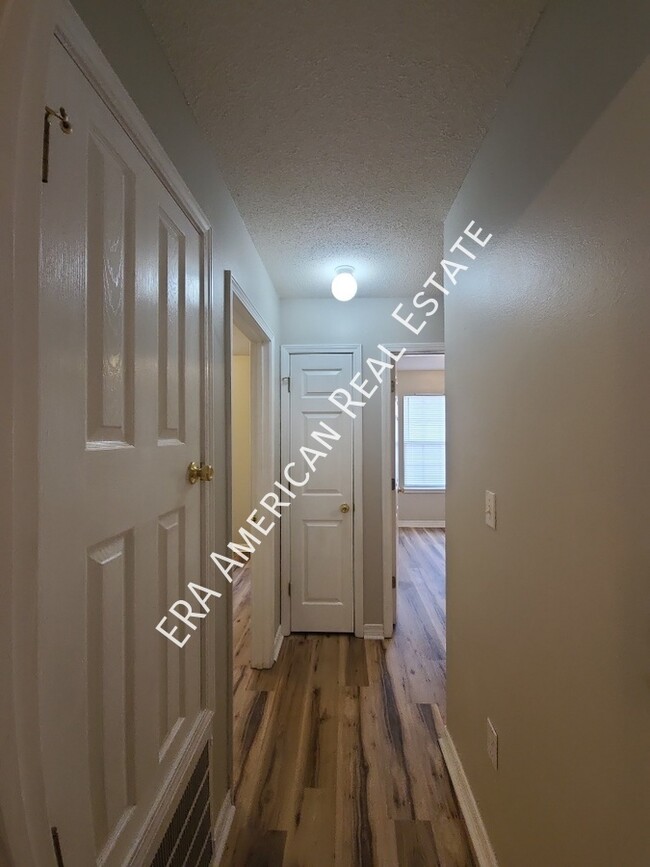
[[288, 353, 355, 632], [38, 38, 207, 866]]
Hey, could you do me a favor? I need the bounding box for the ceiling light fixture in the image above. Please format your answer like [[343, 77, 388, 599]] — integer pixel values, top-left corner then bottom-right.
[[331, 266, 357, 302]]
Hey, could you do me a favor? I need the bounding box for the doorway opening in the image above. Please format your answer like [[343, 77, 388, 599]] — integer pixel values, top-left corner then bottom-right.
[[231, 321, 253, 784], [225, 273, 276, 665], [225, 274, 277, 796], [382, 346, 448, 710]]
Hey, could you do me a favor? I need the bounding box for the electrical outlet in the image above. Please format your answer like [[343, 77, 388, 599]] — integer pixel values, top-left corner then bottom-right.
[[487, 718, 498, 770], [485, 490, 496, 529]]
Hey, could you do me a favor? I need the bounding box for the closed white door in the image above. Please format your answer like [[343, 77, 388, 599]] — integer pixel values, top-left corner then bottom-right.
[[38, 38, 206, 866], [288, 353, 355, 632]]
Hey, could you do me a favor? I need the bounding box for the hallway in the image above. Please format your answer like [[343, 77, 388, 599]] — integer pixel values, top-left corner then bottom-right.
[[225, 529, 473, 866]]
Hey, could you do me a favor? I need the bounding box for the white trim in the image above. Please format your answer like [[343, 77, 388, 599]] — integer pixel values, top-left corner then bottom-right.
[[399, 520, 446, 529], [438, 722, 499, 867], [379, 358, 395, 640], [280, 344, 364, 638], [273, 625, 284, 661], [225, 272, 277, 672], [279, 355, 291, 639], [211, 790, 235, 866], [125, 711, 214, 865], [229, 273, 274, 340], [363, 624, 385, 640], [380, 342, 445, 638]]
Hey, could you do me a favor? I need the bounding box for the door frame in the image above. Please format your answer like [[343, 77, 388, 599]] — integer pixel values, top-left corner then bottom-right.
[[224, 272, 278, 672], [380, 342, 445, 638], [280, 344, 364, 638], [1, 1, 219, 862]]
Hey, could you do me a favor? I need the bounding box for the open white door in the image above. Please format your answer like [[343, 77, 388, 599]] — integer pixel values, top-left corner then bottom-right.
[[38, 36, 210, 866], [288, 352, 355, 632]]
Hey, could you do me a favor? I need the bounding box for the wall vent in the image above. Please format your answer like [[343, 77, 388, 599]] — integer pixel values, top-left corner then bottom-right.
[[151, 743, 213, 867]]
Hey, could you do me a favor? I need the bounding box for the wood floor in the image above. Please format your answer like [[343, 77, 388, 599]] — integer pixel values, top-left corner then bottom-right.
[[224, 528, 475, 867]]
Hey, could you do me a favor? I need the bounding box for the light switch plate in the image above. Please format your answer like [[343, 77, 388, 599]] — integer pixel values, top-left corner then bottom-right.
[[485, 490, 496, 529]]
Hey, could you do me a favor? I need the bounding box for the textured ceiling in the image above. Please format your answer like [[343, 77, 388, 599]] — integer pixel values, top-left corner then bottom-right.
[[140, 0, 545, 298]]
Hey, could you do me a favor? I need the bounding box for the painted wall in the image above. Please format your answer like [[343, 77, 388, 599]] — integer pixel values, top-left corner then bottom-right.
[[444, 1, 650, 864], [231, 354, 252, 533], [397, 369, 445, 524], [69, 0, 281, 806], [280, 296, 444, 626]]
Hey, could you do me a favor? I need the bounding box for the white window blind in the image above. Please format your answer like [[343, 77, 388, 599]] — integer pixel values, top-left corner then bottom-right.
[[403, 394, 446, 490]]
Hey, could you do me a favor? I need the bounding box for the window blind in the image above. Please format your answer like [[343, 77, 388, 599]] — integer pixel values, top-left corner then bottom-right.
[[403, 394, 446, 490]]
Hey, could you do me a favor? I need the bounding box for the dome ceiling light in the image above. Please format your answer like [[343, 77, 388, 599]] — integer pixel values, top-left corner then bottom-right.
[[331, 266, 357, 302]]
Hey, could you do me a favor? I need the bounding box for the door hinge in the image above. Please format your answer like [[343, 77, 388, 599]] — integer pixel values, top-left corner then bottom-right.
[[42, 105, 73, 183], [51, 827, 65, 867], [390, 378, 395, 393], [392, 575, 396, 589], [391, 477, 396, 491], [288, 582, 291, 597], [282, 375, 290, 392]]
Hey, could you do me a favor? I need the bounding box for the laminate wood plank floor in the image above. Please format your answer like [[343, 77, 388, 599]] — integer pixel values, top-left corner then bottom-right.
[[224, 529, 475, 867]]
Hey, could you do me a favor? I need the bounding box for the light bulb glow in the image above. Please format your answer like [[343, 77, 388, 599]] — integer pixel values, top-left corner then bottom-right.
[[331, 268, 357, 301]]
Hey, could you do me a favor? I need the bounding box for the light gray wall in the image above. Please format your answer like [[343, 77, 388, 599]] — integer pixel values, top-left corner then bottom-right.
[[444, 1, 650, 864], [69, 0, 281, 804], [280, 296, 444, 624], [398, 490, 445, 523]]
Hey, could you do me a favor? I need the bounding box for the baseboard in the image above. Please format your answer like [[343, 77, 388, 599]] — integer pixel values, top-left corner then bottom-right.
[[363, 623, 384, 640], [398, 520, 446, 528], [437, 717, 499, 867], [273, 624, 284, 661], [211, 789, 235, 866]]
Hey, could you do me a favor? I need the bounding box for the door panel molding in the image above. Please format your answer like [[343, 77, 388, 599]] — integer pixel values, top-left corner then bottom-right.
[[280, 344, 364, 637]]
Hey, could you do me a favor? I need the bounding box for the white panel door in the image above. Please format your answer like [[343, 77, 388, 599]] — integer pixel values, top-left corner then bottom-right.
[[289, 353, 355, 632], [38, 38, 205, 866]]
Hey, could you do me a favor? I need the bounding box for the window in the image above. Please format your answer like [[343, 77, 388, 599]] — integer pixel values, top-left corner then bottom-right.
[[402, 394, 446, 490]]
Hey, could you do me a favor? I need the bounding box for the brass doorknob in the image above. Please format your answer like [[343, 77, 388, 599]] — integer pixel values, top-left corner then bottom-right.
[[188, 461, 214, 484], [340, 503, 350, 513]]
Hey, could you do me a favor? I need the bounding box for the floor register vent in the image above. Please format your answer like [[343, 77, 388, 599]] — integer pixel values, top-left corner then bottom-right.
[[151, 743, 213, 867]]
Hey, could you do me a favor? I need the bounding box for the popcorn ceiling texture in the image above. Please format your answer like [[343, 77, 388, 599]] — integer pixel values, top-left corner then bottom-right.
[[140, 0, 546, 298]]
